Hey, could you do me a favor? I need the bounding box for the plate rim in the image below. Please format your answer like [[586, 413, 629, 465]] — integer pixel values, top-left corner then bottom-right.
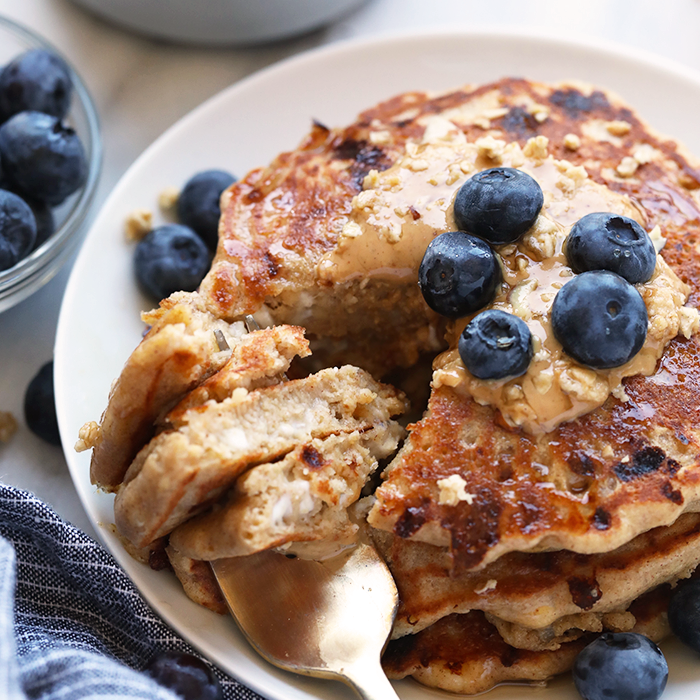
[[55, 26, 700, 700]]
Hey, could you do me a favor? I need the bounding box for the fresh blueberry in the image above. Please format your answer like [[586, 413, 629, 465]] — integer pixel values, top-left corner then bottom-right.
[[134, 224, 211, 301], [552, 271, 648, 369], [0, 49, 73, 122], [454, 167, 543, 245], [668, 580, 700, 652], [418, 231, 501, 318], [458, 309, 533, 380], [24, 360, 60, 446], [566, 212, 657, 284], [0, 181, 55, 250], [0, 188, 37, 271], [572, 633, 667, 700], [144, 651, 223, 700], [0, 111, 87, 206], [177, 169, 236, 249]]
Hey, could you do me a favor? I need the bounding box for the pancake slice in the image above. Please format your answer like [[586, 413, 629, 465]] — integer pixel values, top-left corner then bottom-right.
[[169, 426, 403, 560], [85, 291, 249, 491], [114, 365, 407, 548]]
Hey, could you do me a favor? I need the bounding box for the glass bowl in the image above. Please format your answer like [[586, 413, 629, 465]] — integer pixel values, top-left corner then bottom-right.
[[0, 15, 101, 313]]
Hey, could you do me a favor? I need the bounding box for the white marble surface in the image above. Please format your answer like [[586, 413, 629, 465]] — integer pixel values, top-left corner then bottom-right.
[[1, 0, 700, 538]]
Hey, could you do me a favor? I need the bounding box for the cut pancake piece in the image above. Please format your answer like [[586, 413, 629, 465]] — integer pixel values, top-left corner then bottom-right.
[[369, 359, 700, 568], [170, 321, 311, 414], [115, 366, 407, 548], [373, 511, 700, 638], [382, 580, 673, 696], [170, 426, 403, 560], [86, 291, 249, 491]]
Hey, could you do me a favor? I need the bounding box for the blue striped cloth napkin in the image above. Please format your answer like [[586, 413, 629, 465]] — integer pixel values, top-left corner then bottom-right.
[[0, 484, 264, 700]]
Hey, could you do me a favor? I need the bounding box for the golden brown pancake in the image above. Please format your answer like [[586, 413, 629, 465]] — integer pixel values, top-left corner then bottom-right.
[[198, 76, 700, 565], [382, 578, 674, 695], [114, 365, 406, 548], [371, 512, 700, 639]]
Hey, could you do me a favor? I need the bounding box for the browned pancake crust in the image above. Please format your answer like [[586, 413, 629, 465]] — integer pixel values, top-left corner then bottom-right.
[[373, 512, 700, 636], [371, 339, 700, 567], [382, 577, 678, 694], [201, 76, 700, 563], [203, 77, 700, 320]]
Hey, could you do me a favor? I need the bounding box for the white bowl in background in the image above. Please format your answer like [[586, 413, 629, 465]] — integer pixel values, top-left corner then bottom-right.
[[69, 0, 368, 46]]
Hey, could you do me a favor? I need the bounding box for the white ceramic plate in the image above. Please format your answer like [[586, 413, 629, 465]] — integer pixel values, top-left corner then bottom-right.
[[55, 29, 700, 700]]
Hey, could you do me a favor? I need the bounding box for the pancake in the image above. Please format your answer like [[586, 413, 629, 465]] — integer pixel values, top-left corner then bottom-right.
[[114, 364, 406, 548], [371, 511, 700, 639], [382, 578, 673, 695], [169, 426, 403, 559], [200, 78, 700, 372], [80, 76, 700, 696], [83, 291, 250, 491], [199, 78, 700, 566]]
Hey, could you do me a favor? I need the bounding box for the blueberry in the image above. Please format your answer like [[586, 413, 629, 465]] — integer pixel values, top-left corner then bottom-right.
[[572, 633, 667, 700], [144, 651, 222, 700], [24, 361, 60, 446], [0, 111, 87, 205], [0, 49, 73, 122], [458, 309, 533, 380], [668, 580, 700, 652], [0, 181, 55, 250], [418, 231, 501, 318], [0, 188, 36, 270], [177, 169, 236, 249], [552, 271, 647, 369], [134, 224, 211, 301], [454, 167, 543, 245], [566, 212, 657, 284]]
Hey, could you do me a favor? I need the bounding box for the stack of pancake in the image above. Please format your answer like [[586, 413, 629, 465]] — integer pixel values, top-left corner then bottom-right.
[[83, 78, 700, 694]]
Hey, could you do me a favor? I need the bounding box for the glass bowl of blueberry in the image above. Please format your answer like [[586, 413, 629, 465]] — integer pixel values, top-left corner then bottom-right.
[[0, 15, 101, 312]]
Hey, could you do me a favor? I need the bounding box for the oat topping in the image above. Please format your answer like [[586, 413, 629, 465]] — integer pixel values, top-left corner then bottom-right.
[[606, 120, 632, 136], [616, 156, 639, 178], [158, 186, 180, 215], [124, 208, 153, 241], [563, 133, 581, 151], [75, 420, 100, 452], [0, 411, 17, 443], [523, 135, 549, 160], [437, 474, 476, 506]]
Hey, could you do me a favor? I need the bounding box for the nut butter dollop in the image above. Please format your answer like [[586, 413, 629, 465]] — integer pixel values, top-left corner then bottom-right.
[[319, 116, 700, 434]]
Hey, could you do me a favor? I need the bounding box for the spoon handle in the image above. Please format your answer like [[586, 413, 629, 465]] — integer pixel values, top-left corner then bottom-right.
[[345, 661, 401, 700]]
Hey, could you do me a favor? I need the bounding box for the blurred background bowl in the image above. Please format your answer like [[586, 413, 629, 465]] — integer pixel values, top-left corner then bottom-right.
[[69, 0, 369, 46], [0, 15, 101, 313]]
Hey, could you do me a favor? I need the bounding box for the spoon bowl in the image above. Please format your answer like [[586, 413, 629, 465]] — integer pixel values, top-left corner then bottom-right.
[[211, 530, 401, 700]]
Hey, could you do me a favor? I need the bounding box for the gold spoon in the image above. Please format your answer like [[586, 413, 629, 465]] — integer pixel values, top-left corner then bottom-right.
[[211, 315, 400, 698], [211, 530, 401, 700]]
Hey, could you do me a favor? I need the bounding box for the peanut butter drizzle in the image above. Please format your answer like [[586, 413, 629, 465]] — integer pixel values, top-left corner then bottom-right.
[[318, 117, 699, 434]]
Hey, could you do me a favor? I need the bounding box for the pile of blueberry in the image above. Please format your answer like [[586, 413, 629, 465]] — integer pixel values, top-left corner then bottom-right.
[[0, 48, 88, 272], [134, 169, 235, 301], [418, 166, 655, 379]]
